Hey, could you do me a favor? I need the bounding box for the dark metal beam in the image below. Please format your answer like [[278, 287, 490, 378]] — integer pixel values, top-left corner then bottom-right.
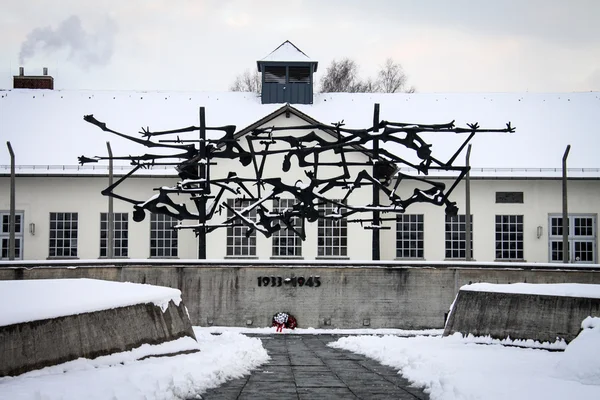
[[106, 142, 114, 259], [465, 144, 472, 261], [6, 142, 15, 260], [562, 145, 571, 263]]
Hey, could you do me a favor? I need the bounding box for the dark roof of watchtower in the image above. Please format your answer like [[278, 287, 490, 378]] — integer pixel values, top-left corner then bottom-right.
[[257, 40, 318, 71]]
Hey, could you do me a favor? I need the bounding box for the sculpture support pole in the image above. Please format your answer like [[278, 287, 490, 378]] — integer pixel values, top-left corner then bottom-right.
[[198, 107, 207, 259], [372, 103, 380, 261], [465, 144, 472, 261], [562, 145, 571, 263], [106, 142, 114, 259], [6, 142, 16, 260]]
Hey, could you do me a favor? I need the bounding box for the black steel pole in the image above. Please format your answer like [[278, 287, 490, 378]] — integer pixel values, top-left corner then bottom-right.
[[106, 142, 114, 259], [7, 142, 15, 260], [465, 144, 472, 261], [372, 103, 380, 261], [198, 107, 207, 259], [562, 145, 571, 263]]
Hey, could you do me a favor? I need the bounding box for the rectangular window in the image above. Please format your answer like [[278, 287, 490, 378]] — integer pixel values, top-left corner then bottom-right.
[[495, 192, 524, 204], [495, 215, 524, 260], [549, 215, 596, 263], [264, 66, 286, 84], [100, 213, 128, 258], [289, 67, 310, 83], [49, 212, 78, 258], [226, 199, 257, 257], [445, 215, 473, 259], [272, 199, 302, 257], [396, 214, 424, 259], [317, 202, 347, 257], [150, 213, 178, 258], [1, 211, 24, 260]]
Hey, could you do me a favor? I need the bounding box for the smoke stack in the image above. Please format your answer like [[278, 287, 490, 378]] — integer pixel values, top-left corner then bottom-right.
[[14, 67, 54, 90]]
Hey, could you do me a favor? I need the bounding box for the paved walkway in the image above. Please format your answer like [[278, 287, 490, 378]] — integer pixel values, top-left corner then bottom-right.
[[201, 334, 429, 400]]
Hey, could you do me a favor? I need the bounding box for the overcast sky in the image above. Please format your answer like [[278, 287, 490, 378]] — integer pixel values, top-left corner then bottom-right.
[[2, 0, 599, 93]]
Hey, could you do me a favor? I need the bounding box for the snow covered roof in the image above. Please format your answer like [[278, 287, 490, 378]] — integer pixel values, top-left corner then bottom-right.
[[1, 89, 599, 177], [258, 40, 315, 63]]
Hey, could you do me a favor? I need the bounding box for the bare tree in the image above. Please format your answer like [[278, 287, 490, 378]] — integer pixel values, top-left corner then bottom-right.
[[377, 58, 415, 93], [230, 69, 261, 93], [320, 58, 370, 93]]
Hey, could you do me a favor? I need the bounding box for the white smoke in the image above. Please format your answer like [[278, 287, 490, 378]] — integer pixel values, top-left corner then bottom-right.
[[19, 15, 117, 69]]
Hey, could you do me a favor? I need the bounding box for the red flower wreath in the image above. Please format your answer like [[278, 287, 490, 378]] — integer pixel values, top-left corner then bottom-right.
[[272, 312, 297, 332]]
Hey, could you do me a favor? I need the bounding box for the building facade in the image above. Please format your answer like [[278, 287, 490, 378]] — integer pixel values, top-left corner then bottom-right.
[[1, 42, 599, 264]]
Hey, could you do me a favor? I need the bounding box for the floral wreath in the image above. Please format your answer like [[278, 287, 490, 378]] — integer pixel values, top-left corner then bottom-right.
[[272, 312, 297, 332]]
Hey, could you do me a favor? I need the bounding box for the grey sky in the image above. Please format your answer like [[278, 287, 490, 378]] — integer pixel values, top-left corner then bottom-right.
[[2, 0, 599, 92]]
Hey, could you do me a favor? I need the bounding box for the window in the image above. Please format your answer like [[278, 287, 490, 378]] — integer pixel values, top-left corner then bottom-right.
[[49, 212, 78, 258], [496, 192, 524, 204], [317, 202, 347, 257], [100, 213, 128, 258], [264, 66, 286, 84], [445, 215, 473, 259], [549, 215, 596, 263], [272, 199, 302, 257], [1, 211, 24, 260], [495, 215, 524, 260], [226, 199, 256, 257], [396, 214, 424, 259], [150, 213, 178, 257], [289, 67, 310, 83]]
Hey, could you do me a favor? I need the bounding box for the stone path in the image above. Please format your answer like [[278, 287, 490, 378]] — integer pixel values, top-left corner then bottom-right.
[[201, 334, 429, 400]]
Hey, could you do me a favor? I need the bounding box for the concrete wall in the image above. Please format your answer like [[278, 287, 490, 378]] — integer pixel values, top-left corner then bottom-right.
[[2, 261, 600, 330], [0, 299, 195, 377], [443, 290, 600, 343]]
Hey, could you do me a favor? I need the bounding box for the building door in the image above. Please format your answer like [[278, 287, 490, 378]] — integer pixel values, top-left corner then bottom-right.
[[548, 214, 597, 263], [0, 211, 24, 260]]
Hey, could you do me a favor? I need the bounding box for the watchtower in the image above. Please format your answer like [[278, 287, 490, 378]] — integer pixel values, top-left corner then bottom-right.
[[257, 41, 318, 104]]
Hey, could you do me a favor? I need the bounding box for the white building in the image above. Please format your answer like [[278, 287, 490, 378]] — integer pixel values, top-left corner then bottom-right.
[[1, 43, 599, 264]]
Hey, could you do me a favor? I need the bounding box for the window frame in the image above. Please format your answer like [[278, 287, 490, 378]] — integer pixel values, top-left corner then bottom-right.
[[495, 214, 524, 260], [100, 212, 129, 258], [1, 211, 24, 260], [396, 214, 424, 259], [445, 214, 473, 259], [150, 213, 178, 258], [226, 199, 257, 258], [317, 201, 347, 258], [271, 198, 303, 258], [548, 214, 596, 263], [48, 212, 78, 258]]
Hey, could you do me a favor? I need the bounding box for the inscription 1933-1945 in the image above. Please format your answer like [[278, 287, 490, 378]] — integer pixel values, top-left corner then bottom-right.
[[257, 276, 321, 287]]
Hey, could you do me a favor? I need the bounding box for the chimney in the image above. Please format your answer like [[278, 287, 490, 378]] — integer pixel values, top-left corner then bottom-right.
[[13, 67, 54, 90]]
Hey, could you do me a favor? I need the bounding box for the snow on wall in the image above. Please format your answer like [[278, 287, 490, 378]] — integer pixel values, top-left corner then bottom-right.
[[0, 278, 182, 327], [460, 282, 600, 299]]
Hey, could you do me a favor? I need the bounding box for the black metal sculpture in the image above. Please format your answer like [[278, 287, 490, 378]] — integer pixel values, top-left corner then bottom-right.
[[80, 105, 514, 248]]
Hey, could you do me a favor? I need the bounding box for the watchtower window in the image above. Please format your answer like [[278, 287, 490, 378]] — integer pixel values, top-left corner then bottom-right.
[[289, 67, 310, 83], [264, 66, 286, 83]]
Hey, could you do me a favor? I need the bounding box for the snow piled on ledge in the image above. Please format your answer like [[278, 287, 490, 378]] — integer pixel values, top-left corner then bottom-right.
[[0, 279, 182, 327], [460, 282, 600, 299]]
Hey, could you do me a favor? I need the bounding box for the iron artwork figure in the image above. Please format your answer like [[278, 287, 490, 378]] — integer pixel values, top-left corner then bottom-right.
[[79, 105, 514, 249]]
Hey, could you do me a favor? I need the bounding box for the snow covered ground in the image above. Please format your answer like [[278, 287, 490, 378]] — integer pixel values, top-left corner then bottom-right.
[[1, 323, 599, 399], [0, 328, 269, 400], [331, 317, 600, 400]]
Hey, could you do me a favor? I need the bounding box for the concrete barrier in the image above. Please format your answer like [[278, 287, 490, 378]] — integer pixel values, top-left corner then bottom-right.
[[0, 300, 195, 377], [2, 260, 600, 330], [443, 288, 600, 343]]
